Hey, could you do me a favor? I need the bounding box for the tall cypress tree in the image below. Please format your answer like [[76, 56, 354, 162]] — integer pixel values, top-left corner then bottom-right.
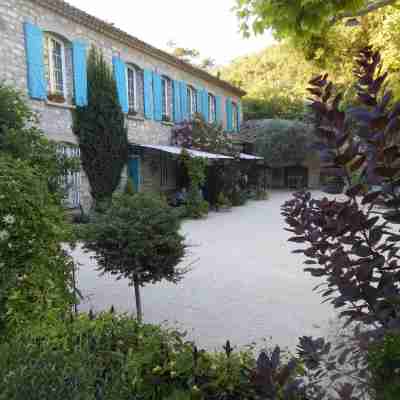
[[73, 47, 128, 209]]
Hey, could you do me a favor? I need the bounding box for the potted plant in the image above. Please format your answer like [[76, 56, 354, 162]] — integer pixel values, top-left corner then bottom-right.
[[216, 192, 232, 212], [47, 92, 66, 104]]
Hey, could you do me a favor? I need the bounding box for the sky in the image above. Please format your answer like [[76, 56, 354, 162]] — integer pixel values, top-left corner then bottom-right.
[[66, 0, 275, 65]]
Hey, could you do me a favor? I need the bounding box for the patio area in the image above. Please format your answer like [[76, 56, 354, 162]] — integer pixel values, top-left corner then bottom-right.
[[73, 190, 335, 351]]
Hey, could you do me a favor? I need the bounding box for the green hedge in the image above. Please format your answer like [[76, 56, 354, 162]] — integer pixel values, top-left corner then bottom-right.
[[0, 313, 261, 400]]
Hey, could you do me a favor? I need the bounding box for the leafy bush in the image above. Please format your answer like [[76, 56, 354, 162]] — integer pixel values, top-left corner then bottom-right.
[[172, 114, 234, 156], [216, 192, 232, 210], [180, 150, 210, 219], [0, 156, 74, 335], [368, 334, 400, 400], [252, 119, 314, 168], [282, 47, 400, 398], [0, 84, 78, 196], [81, 192, 186, 321], [0, 312, 309, 400]]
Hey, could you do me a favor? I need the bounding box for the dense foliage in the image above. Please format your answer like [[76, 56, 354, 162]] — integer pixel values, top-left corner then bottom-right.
[[0, 312, 312, 400], [73, 47, 128, 209], [219, 43, 320, 120], [180, 150, 210, 218], [0, 86, 75, 336], [251, 120, 314, 167], [223, 5, 400, 121], [172, 114, 235, 155], [81, 192, 186, 321], [282, 48, 400, 398], [234, 0, 397, 45], [0, 84, 77, 195]]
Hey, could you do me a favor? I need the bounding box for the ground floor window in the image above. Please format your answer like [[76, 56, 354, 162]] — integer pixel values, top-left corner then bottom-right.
[[58, 144, 81, 208]]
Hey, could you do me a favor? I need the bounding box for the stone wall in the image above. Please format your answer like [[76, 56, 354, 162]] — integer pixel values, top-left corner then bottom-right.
[[0, 0, 241, 210]]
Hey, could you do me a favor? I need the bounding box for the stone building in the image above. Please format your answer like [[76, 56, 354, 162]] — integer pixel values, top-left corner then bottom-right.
[[0, 0, 245, 210]]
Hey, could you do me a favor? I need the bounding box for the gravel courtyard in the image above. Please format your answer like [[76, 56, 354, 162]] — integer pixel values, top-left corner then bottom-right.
[[74, 190, 335, 351]]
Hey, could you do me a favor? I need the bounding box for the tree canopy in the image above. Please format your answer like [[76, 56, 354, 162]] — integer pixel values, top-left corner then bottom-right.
[[222, 5, 400, 120], [82, 193, 186, 321], [235, 0, 398, 43], [247, 119, 314, 167], [219, 43, 320, 120]]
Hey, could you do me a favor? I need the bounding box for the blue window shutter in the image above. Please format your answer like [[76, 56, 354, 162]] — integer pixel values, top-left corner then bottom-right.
[[72, 40, 88, 106], [215, 95, 222, 124], [24, 22, 46, 100], [153, 72, 162, 121], [173, 80, 181, 123], [196, 88, 203, 116], [237, 100, 242, 132], [203, 90, 209, 122], [180, 81, 188, 121], [226, 97, 232, 131], [128, 158, 140, 192], [144, 69, 154, 119], [112, 56, 128, 113]]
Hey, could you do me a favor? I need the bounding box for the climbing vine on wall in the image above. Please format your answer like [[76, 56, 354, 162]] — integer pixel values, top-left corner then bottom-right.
[[180, 149, 209, 218]]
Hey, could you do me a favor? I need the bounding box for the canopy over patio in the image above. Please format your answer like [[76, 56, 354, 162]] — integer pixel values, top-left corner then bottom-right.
[[133, 144, 264, 161]]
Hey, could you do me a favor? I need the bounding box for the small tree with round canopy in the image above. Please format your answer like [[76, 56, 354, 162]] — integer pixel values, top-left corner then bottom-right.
[[82, 192, 186, 322]]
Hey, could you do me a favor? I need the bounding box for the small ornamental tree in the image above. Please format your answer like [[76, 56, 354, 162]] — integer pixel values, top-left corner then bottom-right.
[[82, 192, 186, 322], [73, 47, 128, 209], [282, 47, 400, 397]]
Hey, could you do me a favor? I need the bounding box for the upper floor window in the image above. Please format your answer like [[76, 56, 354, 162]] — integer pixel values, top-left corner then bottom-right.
[[208, 93, 216, 123], [47, 35, 67, 100], [126, 65, 138, 114], [232, 102, 238, 131], [162, 76, 172, 121], [187, 86, 197, 117]]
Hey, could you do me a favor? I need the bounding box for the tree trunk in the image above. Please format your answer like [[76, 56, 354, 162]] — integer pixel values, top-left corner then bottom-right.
[[133, 276, 143, 323]]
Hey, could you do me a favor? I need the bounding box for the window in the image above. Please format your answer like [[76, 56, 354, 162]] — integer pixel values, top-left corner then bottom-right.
[[47, 35, 67, 98], [208, 93, 216, 123], [161, 76, 171, 120], [126, 66, 137, 114], [187, 86, 197, 117], [232, 102, 238, 131], [58, 145, 81, 209]]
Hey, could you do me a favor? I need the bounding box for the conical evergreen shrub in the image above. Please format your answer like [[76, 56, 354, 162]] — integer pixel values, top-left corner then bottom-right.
[[73, 47, 128, 209]]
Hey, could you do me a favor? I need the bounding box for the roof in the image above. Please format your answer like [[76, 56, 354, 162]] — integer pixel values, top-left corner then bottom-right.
[[135, 144, 263, 161], [31, 0, 246, 97]]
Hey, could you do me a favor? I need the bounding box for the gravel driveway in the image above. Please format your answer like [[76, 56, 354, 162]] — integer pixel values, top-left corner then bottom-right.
[[74, 190, 335, 351]]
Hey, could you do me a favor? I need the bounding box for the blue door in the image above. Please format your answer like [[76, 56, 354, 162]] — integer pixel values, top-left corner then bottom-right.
[[128, 157, 141, 192]]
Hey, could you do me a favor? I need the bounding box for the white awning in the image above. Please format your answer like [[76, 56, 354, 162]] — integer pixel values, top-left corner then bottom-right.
[[135, 144, 233, 160], [135, 144, 264, 161], [240, 153, 264, 160]]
